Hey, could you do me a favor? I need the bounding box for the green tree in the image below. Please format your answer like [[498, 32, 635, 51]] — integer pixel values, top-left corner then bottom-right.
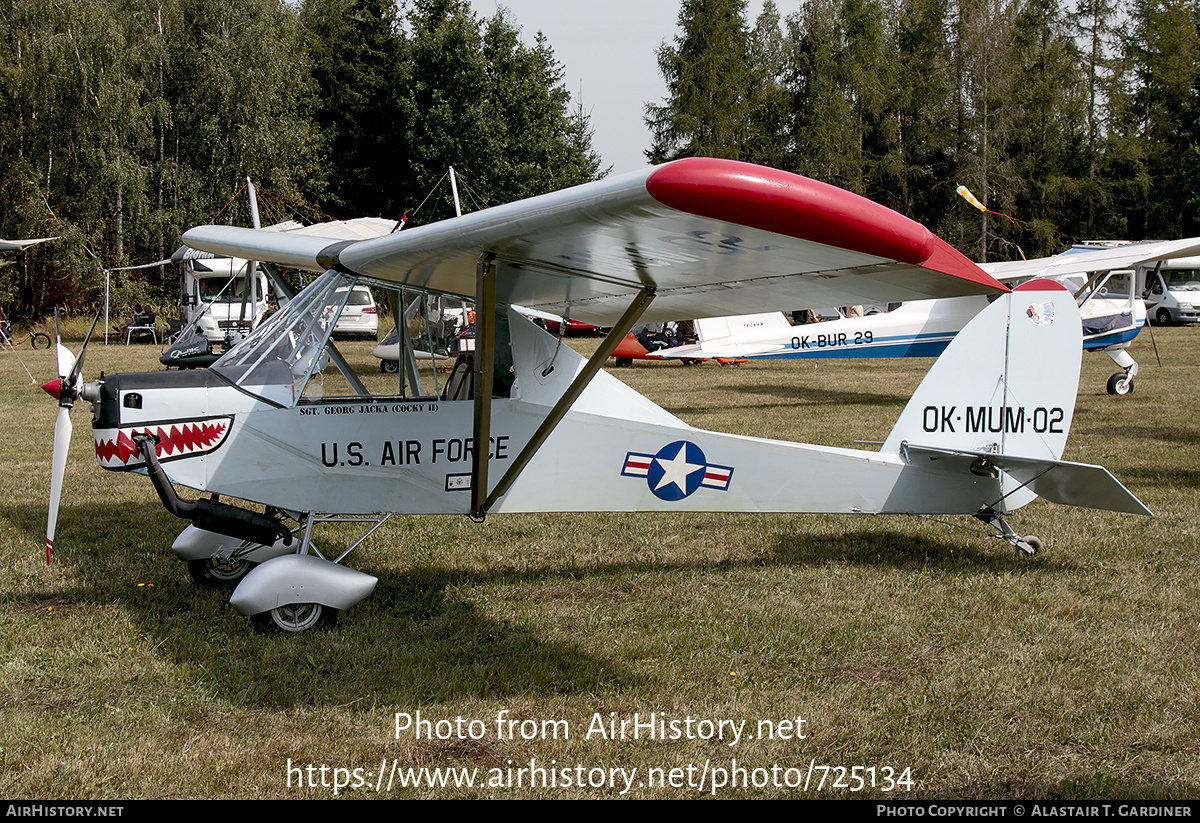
[[300, 0, 407, 218], [1119, 0, 1200, 238], [787, 0, 858, 184], [949, 0, 1026, 261], [160, 0, 313, 229], [744, 1, 792, 167], [887, 0, 957, 226], [0, 0, 313, 313], [645, 0, 755, 163], [786, 0, 898, 198], [0, 0, 154, 308], [1070, 0, 1123, 234], [403, 0, 603, 221], [1003, 0, 1087, 256], [0, 0, 603, 319], [480, 20, 602, 199], [403, 0, 493, 218]]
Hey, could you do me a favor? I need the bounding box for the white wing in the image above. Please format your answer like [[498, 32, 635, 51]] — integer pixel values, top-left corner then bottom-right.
[[0, 237, 57, 252], [183, 158, 1006, 325], [982, 238, 1200, 282]]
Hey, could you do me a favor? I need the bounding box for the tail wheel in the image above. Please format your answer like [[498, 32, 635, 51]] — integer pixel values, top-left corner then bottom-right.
[[31, 332, 51, 350], [1106, 373, 1133, 395], [251, 602, 338, 633], [187, 557, 256, 589]]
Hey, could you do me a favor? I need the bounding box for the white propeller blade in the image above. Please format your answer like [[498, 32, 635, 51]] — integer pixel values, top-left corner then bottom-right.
[[55, 343, 75, 381], [47, 406, 72, 564]]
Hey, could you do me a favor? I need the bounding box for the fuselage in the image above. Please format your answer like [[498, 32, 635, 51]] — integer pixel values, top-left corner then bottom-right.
[[90, 302, 1036, 519]]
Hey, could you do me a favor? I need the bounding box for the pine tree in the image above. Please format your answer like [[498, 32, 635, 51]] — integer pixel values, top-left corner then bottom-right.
[[1070, 0, 1122, 234], [645, 0, 755, 163], [1004, 0, 1086, 256], [788, 0, 858, 184], [745, 1, 792, 168], [300, 0, 407, 218], [403, 0, 603, 221], [1121, 0, 1200, 238], [888, 0, 957, 226]]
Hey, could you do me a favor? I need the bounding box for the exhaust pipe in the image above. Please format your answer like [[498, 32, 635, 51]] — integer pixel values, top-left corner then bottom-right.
[[134, 433, 292, 548]]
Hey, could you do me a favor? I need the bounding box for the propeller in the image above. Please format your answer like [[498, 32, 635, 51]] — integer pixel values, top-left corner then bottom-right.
[[40, 310, 101, 564]]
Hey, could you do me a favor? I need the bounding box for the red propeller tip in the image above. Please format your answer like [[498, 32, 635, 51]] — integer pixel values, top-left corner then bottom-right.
[[41, 378, 63, 399]]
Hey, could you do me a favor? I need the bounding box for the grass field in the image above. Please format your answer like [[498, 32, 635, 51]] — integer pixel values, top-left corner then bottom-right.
[[0, 324, 1197, 799]]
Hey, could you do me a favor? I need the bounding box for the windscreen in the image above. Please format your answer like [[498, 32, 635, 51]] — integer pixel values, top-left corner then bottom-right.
[[1164, 269, 1200, 291], [211, 270, 467, 405]]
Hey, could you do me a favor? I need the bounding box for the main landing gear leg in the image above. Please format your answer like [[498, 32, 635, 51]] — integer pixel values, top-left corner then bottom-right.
[[1105, 348, 1137, 396], [229, 513, 390, 632], [975, 509, 1043, 556]]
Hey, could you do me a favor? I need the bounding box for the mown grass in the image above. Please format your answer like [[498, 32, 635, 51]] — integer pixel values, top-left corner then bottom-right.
[[0, 325, 1197, 798]]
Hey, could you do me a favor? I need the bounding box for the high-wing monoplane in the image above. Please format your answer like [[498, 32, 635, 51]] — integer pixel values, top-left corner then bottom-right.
[[628, 239, 1200, 395], [43, 158, 1150, 632]]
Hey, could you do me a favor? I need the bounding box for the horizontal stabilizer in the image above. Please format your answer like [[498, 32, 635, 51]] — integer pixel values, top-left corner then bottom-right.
[[901, 443, 1151, 516]]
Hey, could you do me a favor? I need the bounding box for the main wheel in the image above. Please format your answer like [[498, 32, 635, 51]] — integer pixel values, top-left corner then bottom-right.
[[380, 359, 399, 374], [1106, 373, 1133, 395], [30, 332, 51, 350], [251, 602, 338, 633], [187, 557, 256, 589]]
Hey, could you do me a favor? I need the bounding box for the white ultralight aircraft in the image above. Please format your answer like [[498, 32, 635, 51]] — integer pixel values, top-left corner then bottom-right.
[[635, 239, 1200, 395], [42, 158, 1151, 631]]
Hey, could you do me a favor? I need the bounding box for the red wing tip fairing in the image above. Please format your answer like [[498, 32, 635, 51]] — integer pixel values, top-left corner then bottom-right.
[[646, 158, 1005, 292]]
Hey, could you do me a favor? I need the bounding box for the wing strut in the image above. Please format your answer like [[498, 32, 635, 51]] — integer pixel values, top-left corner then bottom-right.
[[484, 287, 656, 514], [471, 254, 498, 518], [468, 250, 655, 518]]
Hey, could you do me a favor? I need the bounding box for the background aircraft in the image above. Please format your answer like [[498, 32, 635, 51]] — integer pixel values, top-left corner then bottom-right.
[[628, 238, 1200, 395]]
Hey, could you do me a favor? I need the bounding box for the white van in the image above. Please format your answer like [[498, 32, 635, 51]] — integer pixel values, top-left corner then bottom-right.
[[1141, 257, 1200, 324], [181, 257, 271, 343]]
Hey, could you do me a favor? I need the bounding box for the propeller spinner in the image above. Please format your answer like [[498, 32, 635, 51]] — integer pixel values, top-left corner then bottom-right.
[[41, 311, 101, 563]]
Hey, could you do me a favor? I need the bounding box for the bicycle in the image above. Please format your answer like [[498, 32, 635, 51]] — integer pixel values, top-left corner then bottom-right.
[[0, 309, 52, 350]]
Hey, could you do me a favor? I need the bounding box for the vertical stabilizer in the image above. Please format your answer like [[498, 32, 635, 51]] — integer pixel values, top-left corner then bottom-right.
[[882, 280, 1082, 465]]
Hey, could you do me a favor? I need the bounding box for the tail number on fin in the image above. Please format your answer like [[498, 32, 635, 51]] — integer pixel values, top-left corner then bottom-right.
[[923, 406, 1065, 435]]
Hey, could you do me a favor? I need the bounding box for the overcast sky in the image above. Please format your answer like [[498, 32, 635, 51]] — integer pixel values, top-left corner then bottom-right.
[[469, 1, 801, 176]]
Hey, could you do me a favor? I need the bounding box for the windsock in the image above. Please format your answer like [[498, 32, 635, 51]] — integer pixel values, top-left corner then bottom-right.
[[956, 185, 987, 212], [955, 184, 1016, 225]]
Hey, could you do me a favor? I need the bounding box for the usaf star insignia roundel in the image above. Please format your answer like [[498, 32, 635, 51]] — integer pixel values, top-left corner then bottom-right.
[[621, 440, 734, 501]]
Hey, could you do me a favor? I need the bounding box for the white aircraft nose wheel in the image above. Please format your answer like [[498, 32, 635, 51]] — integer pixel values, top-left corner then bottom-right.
[[251, 602, 338, 633], [1106, 373, 1133, 395], [187, 558, 256, 589]]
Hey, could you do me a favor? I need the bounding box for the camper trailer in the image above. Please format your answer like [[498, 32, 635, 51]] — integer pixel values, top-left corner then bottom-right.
[[181, 256, 271, 343], [1141, 256, 1200, 324]]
